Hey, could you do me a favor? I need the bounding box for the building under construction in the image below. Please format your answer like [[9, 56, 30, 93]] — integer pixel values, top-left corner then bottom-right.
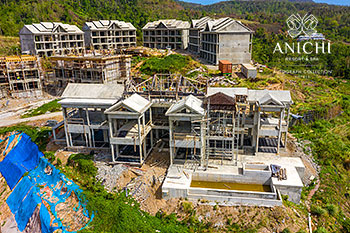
[[57, 75, 291, 166], [56, 76, 305, 205], [47, 54, 131, 94], [0, 56, 42, 98]]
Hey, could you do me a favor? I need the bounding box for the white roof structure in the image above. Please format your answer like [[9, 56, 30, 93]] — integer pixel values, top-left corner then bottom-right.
[[203, 17, 253, 33], [166, 95, 204, 116], [59, 83, 124, 107], [105, 94, 152, 115], [122, 94, 151, 113], [248, 90, 292, 105], [143, 19, 190, 30], [20, 22, 83, 35], [207, 87, 248, 97], [61, 83, 124, 99], [191, 17, 212, 29], [207, 87, 292, 105], [83, 20, 136, 31], [258, 93, 283, 106]]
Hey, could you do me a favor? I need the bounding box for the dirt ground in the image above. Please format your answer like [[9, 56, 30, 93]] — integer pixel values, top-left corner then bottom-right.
[[0, 95, 62, 128], [110, 139, 312, 232], [115, 150, 170, 214]]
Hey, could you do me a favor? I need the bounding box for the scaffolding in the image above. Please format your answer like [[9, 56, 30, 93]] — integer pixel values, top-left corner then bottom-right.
[[126, 74, 206, 102], [0, 55, 42, 98], [47, 54, 131, 95]]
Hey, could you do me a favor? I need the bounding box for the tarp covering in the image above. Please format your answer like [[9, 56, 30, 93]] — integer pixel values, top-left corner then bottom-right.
[[0, 132, 94, 233], [0, 133, 42, 189]]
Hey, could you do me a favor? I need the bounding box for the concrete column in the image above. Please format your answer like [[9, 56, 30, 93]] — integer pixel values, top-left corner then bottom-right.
[[169, 118, 173, 166], [108, 116, 115, 161], [277, 109, 284, 154], [241, 109, 246, 147], [138, 117, 143, 164], [85, 108, 92, 147], [200, 120, 206, 167], [63, 107, 70, 147], [231, 111, 235, 161], [111, 144, 115, 162], [284, 107, 291, 147], [255, 108, 261, 155]]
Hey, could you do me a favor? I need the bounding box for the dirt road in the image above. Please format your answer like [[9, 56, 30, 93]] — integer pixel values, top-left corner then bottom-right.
[[0, 112, 62, 127]]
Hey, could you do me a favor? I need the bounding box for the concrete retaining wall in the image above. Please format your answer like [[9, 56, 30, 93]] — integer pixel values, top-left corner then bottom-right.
[[274, 185, 302, 204], [189, 187, 277, 199]]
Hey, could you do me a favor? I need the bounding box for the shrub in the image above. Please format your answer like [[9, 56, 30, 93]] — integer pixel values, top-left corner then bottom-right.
[[67, 153, 96, 177], [282, 228, 292, 233], [182, 201, 193, 213], [56, 158, 62, 167], [325, 204, 339, 216], [311, 205, 327, 216], [44, 151, 55, 163], [314, 227, 328, 233], [342, 218, 350, 232]]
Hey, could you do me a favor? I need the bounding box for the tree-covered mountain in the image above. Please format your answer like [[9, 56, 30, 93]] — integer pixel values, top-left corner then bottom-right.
[[0, 0, 349, 41]]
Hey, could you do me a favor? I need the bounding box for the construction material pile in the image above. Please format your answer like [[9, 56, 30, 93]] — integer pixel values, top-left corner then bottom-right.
[[0, 132, 94, 233]]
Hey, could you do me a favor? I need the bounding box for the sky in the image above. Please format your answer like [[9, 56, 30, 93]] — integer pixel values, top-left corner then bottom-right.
[[180, 0, 350, 6]]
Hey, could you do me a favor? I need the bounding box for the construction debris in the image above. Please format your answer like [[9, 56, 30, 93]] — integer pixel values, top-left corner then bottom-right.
[[95, 162, 128, 192]]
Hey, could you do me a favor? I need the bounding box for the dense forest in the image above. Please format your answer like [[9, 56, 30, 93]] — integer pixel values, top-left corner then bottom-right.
[[0, 0, 349, 78], [0, 0, 349, 41]]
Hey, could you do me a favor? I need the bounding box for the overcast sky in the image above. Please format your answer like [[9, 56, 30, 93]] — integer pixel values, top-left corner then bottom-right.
[[180, 0, 350, 6]]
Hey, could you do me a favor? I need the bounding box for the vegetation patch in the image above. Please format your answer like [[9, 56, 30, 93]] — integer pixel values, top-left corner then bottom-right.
[[21, 99, 61, 118], [0, 124, 50, 151], [140, 54, 198, 75]]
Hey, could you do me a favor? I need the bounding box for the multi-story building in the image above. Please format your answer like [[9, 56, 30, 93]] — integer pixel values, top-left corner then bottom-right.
[[48, 54, 131, 94], [82, 20, 137, 50], [188, 17, 212, 54], [56, 77, 306, 205], [142, 19, 190, 50], [200, 17, 253, 65], [19, 22, 84, 57], [0, 55, 42, 98]]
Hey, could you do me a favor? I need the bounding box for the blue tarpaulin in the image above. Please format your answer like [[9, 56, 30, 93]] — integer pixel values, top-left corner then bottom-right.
[[0, 132, 94, 233], [0, 133, 43, 189]]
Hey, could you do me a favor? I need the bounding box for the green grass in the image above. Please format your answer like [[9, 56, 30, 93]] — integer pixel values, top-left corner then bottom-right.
[[140, 54, 197, 75], [61, 153, 211, 233], [21, 99, 61, 118]]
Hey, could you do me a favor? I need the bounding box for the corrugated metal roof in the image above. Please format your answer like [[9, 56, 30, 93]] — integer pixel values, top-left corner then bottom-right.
[[61, 83, 124, 99]]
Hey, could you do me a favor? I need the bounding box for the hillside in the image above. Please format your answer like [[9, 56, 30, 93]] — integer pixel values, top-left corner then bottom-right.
[[0, 0, 349, 42]]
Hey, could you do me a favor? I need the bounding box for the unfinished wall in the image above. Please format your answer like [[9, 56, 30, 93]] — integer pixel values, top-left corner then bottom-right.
[[218, 34, 252, 65]]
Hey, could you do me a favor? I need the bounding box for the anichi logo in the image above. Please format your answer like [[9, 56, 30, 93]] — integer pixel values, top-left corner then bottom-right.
[[286, 14, 318, 39], [273, 13, 330, 54]]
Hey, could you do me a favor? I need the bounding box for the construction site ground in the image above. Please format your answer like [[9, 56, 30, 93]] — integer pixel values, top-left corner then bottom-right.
[[92, 137, 316, 232], [0, 96, 62, 128]]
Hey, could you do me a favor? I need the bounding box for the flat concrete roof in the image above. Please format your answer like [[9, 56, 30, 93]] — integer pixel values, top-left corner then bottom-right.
[[243, 154, 304, 187], [58, 98, 118, 107], [61, 83, 124, 99], [207, 87, 248, 97]]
